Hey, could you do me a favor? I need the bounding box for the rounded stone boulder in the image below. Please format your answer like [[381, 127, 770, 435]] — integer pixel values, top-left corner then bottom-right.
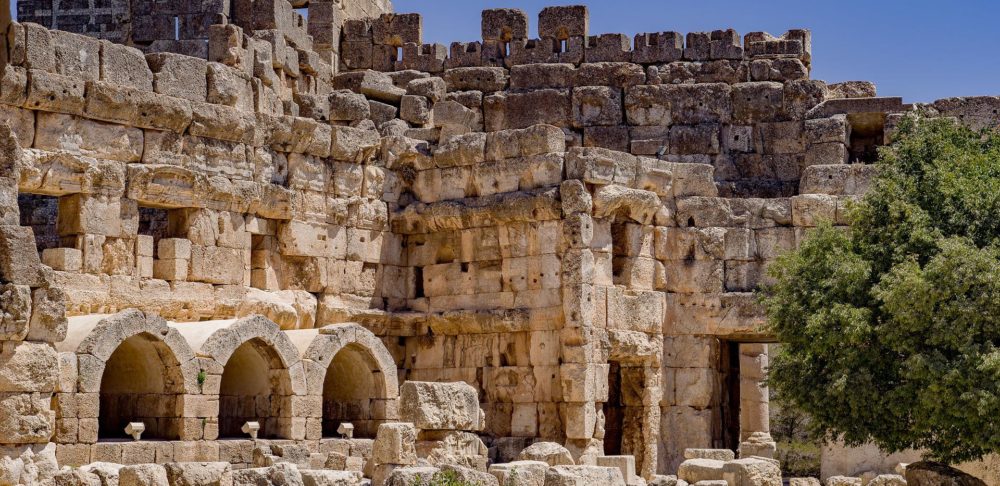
[[517, 442, 575, 467]]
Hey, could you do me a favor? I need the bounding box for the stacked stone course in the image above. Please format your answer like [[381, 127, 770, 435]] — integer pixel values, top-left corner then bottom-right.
[[0, 1, 999, 485]]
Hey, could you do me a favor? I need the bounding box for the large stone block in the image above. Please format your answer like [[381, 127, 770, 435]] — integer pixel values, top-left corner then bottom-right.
[[188, 246, 246, 285], [8, 22, 55, 72], [678, 458, 725, 483], [400, 381, 482, 431], [722, 458, 781, 486], [27, 287, 67, 342], [442, 67, 509, 92], [119, 464, 169, 486], [100, 41, 154, 91], [543, 465, 625, 486], [490, 461, 548, 486], [905, 461, 987, 486], [572, 86, 623, 127], [482, 9, 528, 42], [517, 442, 574, 466], [85, 81, 193, 132], [36, 112, 143, 162], [0, 284, 31, 342], [484, 89, 572, 131], [538, 6, 589, 40], [26, 69, 86, 115], [0, 342, 57, 392], [51, 30, 101, 81], [164, 462, 233, 486], [0, 391, 53, 444], [373, 422, 417, 466], [146, 53, 208, 103], [0, 226, 45, 287]]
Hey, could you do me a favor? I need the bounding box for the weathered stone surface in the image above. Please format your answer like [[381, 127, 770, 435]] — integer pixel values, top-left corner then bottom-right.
[[383, 466, 439, 486], [489, 461, 548, 486], [678, 458, 725, 483], [119, 464, 169, 486], [905, 462, 986, 486], [868, 474, 907, 486], [722, 458, 781, 486], [400, 381, 482, 431], [543, 465, 626, 486], [299, 469, 363, 486], [787, 479, 820, 486], [517, 442, 574, 466], [683, 449, 735, 461], [373, 422, 417, 465], [164, 462, 234, 486]]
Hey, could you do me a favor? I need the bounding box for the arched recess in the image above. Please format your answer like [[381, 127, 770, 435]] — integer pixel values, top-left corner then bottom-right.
[[301, 324, 399, 439], [194, 315, 305, 440], [58, 310, 197, 442]]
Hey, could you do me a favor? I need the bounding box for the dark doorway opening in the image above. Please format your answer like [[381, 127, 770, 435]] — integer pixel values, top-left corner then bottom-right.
[[716, 340, 742, 453], [17, 193, 60, 252], [847, 113, 886, 164], [603, 361, 624, 455], [99, 334, 183, 440]]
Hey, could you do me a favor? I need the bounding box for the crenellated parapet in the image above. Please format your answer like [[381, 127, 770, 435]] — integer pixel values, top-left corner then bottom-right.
[[340, 6, 811, 74]]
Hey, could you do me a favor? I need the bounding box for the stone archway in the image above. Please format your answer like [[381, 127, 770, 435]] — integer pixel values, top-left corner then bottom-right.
[[192, 315, 306, 440], [301, 324, 399, 439], [58, 310, 197, 442], [99, 333, 185, 440], [217, 338, 293, 439]]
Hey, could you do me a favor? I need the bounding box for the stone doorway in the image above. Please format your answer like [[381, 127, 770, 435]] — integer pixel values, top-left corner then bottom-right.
[[714, 341, 774, 457], [98, 333, 184, 440], [603, 361, 625, 455], [848, 113, 886, 163], [715, 340, 742, 452], [603, 362, 649, 461]]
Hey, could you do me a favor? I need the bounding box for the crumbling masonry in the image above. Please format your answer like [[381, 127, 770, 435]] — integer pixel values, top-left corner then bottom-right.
[[0, 0, 996, 484]]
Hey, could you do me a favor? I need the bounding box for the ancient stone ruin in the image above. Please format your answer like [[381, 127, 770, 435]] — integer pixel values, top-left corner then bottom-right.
[[0, 0, 996, 484]]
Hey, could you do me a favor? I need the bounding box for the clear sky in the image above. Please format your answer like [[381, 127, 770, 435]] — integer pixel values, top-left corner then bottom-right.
[[391, 0, 1000, 103], [9, 1, 998, 103]]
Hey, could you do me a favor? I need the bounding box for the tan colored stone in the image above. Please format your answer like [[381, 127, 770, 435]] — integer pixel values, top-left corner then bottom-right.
[[400, 381, 482, 431], [517, 442, 574, 467], [373, 422, 417, 466]]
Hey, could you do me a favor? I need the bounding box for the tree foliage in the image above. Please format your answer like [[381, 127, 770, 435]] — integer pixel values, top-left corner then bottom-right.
[[762, 116, 1000, 464]]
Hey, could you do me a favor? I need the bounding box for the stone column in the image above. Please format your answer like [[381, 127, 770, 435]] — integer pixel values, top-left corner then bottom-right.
[[738, 344, 776, 458]]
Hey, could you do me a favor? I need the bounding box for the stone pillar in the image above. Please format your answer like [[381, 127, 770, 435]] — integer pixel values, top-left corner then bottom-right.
[[738, 344, 776, 458], [558, 180, 606, 464], [659, 335, 718, 474], [0, 125, 64, 483], [308, 0, 343, 70], [640, 365, 661, 480]]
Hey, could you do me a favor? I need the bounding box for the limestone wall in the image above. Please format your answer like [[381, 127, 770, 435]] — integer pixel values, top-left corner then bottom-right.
[[16, 0, 392, 64], [821, 441, 1000, 486], [0, 2, 999, 483]]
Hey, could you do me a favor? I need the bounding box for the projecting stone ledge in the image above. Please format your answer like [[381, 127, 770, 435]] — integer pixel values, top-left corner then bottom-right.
[[806, 97, 908, 119]]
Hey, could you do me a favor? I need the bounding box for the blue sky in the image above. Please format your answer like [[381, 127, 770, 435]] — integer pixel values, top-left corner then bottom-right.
[[10, 1, 997, 102], [391, 0, 1000, 103]]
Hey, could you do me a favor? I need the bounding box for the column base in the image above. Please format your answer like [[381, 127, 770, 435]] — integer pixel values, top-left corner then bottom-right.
[[738, 431, 777, 459]]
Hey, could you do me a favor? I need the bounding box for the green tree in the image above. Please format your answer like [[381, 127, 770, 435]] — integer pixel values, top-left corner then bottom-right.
[[762, 116, 1000, 464]]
